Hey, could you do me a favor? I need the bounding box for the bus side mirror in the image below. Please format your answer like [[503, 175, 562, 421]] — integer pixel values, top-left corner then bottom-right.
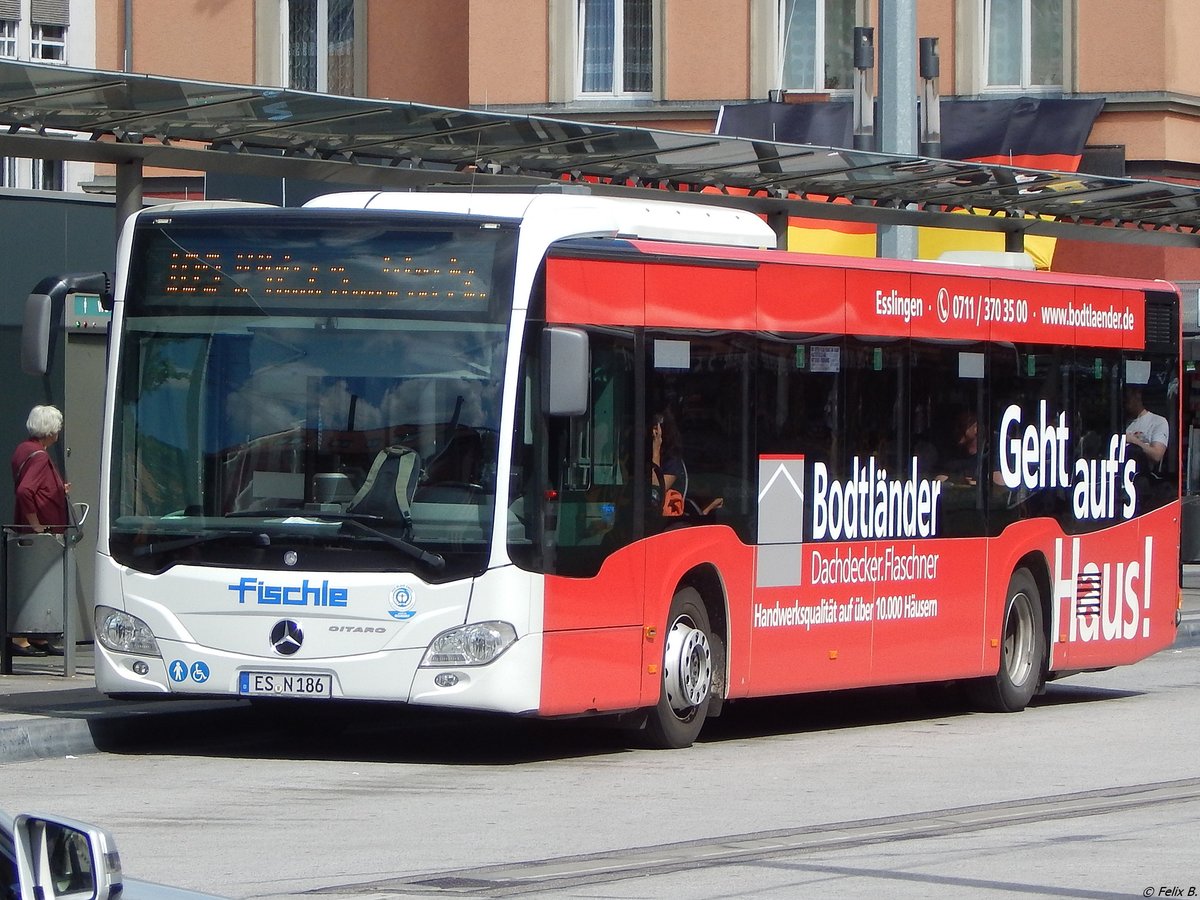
[[21, 272, 113, 375], [14, 813, 124, 900], [544, 326, 589, 417]]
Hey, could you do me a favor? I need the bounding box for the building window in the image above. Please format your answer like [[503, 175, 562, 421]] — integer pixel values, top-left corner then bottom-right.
[[0, 19, 17, 58], [778, 0, 854, 92], [577, 0, 653, 96], [31, 23, 65, 62], [30, 23, 65, 62], [984, 0, 1062, 89], [31, 158, 62, 191], [286, 0, 355, 94]]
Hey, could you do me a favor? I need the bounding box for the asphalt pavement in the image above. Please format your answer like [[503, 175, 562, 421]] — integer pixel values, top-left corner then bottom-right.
[[3, 570, 1200, 765]]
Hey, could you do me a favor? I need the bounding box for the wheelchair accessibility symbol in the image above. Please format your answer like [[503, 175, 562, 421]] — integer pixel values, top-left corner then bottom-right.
[[189, 661, 210, 684]]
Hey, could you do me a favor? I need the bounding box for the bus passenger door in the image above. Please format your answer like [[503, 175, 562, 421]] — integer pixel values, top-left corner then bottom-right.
[[537, 328, 646, 714], [755, 336, 885, 693]]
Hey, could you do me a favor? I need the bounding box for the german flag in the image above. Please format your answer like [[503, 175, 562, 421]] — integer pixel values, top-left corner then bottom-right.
[[716, 98, 1104, 269]]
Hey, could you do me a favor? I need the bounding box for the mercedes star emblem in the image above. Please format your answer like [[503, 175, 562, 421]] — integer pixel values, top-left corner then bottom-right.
[[270, 619, 304, 656]]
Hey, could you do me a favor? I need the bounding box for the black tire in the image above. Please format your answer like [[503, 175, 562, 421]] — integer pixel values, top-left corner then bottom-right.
[[971, 568, 1046, 712], [643, 587, 714, 749]]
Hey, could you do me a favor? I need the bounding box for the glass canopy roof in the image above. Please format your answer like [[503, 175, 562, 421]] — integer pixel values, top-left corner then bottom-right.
[[3, 59, 1200, 246]]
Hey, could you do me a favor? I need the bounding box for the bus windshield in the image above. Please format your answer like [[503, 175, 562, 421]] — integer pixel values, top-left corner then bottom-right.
[[110, 212, 517, 581]]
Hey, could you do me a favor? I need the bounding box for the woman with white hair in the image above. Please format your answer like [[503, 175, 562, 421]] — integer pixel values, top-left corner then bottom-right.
[[8, 404, 70, 656]]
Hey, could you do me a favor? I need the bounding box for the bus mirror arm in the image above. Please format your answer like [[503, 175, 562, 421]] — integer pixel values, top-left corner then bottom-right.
[[21, 272, 113, 376]]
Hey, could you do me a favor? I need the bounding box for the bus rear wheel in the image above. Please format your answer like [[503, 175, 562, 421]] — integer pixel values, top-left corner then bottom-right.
[[644, 587, 713, 749], [971, 567, 1045, 712]]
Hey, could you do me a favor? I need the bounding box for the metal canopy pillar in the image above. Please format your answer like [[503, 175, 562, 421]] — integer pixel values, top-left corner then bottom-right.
[[767, 210, 789, 250], [877, 0, 918, 260], [115, 157, 143, 238]]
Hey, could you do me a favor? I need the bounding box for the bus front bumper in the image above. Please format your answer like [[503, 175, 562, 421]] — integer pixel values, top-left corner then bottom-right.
[[94, 633, 543, 715]]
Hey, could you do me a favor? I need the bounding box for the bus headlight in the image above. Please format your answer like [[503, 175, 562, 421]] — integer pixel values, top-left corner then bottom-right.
[[95, 606, 161, 657], [421, 621, 517, 667]]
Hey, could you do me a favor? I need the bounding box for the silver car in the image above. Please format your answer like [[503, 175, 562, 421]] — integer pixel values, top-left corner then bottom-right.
[[2, 809, 223, 899]]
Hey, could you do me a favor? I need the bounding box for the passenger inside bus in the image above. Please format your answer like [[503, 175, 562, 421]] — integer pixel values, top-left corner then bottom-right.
[[1124, 383, 1176, 516], [937, 410, 981, 486], [649, 411, 722, 519], [1124, 385, 1169, 471]]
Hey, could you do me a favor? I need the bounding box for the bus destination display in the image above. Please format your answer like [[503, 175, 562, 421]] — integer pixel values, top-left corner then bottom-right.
[[130, 219, 515, 315]]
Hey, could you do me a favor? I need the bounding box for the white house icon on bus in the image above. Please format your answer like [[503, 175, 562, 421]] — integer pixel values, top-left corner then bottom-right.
[[756, 455, 806, 588]]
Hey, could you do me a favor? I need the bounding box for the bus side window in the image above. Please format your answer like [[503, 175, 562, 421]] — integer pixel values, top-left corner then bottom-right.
[[990, 344, 1072, 531], [843, 337, 905, 477], [754, 335, 839, 541], [909, 340, 987, 538], [648, 332, 753, 540], [1121, 351, 1178, 516]]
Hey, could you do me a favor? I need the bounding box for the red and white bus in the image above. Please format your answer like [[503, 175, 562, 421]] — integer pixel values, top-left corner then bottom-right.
[[77, 191, 1180, 748]]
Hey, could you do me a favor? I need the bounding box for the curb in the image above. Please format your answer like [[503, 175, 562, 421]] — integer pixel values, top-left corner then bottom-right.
[[0, 699, 253, 765], [0, 715, 101, 764]]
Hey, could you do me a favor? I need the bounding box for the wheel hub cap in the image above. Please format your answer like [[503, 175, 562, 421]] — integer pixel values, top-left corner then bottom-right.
[[1004, 592, 1034, 684], [664, 617, 712, 713]]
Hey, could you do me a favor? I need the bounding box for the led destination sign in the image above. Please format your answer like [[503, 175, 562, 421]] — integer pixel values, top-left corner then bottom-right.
[[130, 215, 516, 315]]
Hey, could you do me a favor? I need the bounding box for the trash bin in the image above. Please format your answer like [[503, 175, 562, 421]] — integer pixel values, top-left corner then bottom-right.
[[1, 502, 87, 676], [5, 531, 74, 634]]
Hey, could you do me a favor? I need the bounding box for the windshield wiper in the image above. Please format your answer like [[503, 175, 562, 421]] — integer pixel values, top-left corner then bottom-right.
[[338, 516, 446, 572], [132, 530, 271, 558]]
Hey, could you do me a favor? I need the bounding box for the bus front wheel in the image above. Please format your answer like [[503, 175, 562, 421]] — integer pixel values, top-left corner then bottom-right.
[[644, 587, 713, 749], [971, 567, 1046, 712]]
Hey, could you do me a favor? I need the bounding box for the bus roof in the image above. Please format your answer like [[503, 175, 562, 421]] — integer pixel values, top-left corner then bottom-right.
[[303, 190, 777, 250]]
